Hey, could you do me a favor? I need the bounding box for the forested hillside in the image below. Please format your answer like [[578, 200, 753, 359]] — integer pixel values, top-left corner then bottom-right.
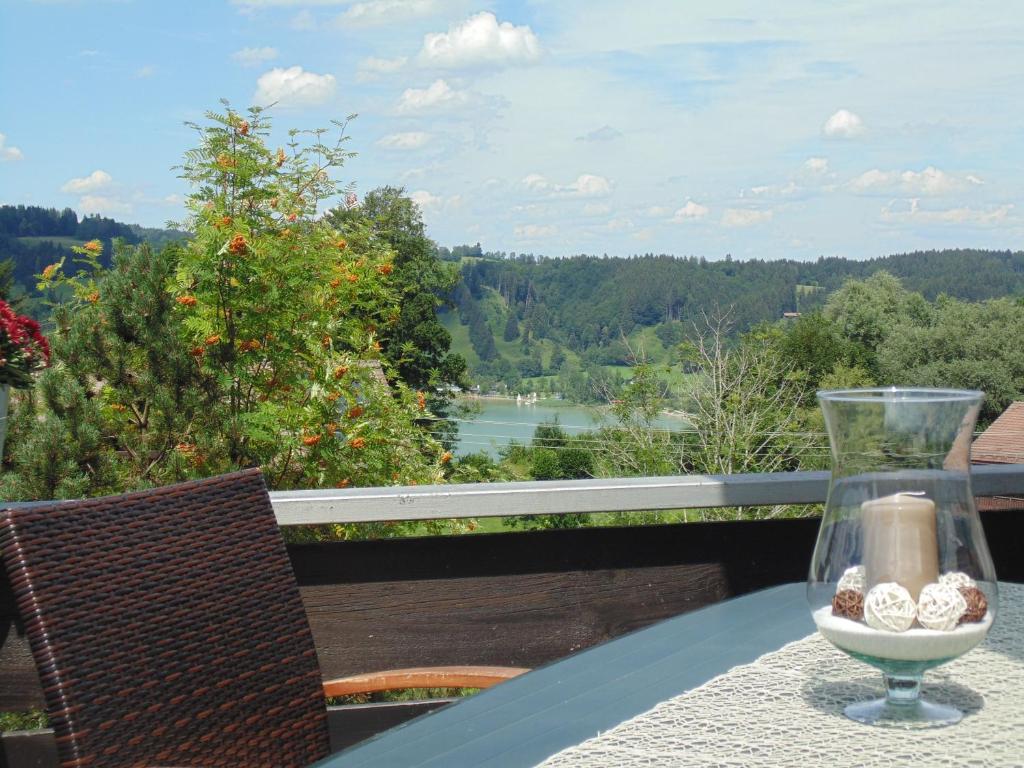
[[0, 205, 186, 312], [445, 249, 1024, 394]]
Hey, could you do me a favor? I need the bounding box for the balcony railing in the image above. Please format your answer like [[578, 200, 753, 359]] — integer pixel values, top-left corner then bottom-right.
[[2, 464, 1023, 766]]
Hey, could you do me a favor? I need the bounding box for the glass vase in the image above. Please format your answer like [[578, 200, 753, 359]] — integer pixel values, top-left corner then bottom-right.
[[808, 388, 997, 728]]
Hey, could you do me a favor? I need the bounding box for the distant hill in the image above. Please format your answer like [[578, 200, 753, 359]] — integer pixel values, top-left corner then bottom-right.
[[442, 248, 1024, 395], [0, 205, 187, 314]]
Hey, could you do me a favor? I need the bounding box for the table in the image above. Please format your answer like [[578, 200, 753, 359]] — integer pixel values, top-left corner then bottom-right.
[[316, 584, 815, 767], [317, 582, 1023, 767]]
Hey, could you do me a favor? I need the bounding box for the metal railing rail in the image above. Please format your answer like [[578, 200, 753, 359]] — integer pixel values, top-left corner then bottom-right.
[[269, 463, 1024, 526]]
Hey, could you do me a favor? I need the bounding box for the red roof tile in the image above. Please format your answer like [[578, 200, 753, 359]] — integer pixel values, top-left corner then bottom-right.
[[973, 401, 1024, 464]]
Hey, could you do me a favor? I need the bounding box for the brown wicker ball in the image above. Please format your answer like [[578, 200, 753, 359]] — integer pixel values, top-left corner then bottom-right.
[[832, 589, 865, 621], [959, 586, 988, 623]]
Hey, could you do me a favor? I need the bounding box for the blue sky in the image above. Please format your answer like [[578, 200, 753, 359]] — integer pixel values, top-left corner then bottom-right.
[[2, 0, 1023, 260]]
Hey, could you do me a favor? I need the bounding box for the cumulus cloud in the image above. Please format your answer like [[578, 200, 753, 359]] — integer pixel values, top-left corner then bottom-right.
[[376, 131, 431, 150], [254, 66, 336, 107], [722, 208, 773, 228], [339, 0, 436, 26], [135, 65, 155, 78], [357, 56, 407, 80], [0, 133, 23, 161], [880, 199, 1014, 227], [79, 195, 133, 217], [582, 202, 611, 216], [396, 79, 468, 113], [823, 109, 864, 138], [644, 206, 670, 218], [61, 170, 113, 194], [672, 201, 709, 222], [232, 46, 279, 66], [521, 173, 611, 198], [575, 125, 622, 143], [163, 193, 183, 205], [420, 12, 540, 68], [849, 166, 969, 196], [804, 157, 829, 174], [410, 189, 462, 214], [515, 223, 557, 239], [606, 217, 634, 232]]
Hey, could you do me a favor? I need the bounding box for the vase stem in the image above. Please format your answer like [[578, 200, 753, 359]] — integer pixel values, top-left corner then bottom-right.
[[883, 673, 922, 704]]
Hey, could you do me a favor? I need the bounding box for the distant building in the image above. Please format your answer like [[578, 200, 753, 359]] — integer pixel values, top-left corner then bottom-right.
[[972, 401, 1024, 511]]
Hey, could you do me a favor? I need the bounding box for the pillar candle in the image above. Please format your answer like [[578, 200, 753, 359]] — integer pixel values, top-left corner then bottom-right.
[[861, 492, 939, 602]]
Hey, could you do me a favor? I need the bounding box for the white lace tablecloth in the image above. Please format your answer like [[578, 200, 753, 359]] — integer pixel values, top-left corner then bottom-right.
[[538, 583, 1024, 768]]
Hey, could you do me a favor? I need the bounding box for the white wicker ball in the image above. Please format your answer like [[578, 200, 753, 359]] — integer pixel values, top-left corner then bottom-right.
[[940, 571, 976, 590], [917, 582, 968, 631], [837, 565, 866, 595], [864, 582, 917, 632]]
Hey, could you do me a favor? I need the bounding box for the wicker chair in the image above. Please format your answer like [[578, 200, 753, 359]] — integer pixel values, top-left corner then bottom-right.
[[0, 469, 525, 768]]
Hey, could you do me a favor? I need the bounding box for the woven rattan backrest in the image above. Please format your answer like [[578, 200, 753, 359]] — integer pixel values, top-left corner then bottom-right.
[[0, 469, 330, 768]]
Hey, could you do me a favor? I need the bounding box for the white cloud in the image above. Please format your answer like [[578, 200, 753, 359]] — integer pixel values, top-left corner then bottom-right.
[[672, 201, 709, 222], [606, 217, 634, 232], [135, 65, 155, 78], [410, 189, 462, 214], [746, 181, 799, 198], [521, 173, 612, 198], [804, 157, 829, 174], [582, 202, 611, 216], [254, 66, 336, 107], [232, 46, 279, 67], [420, 12, 541, 69], [849, 166, 967, 196], [823, 109, 865, 138], [880, 199, 1014, 227], [966, 174, 985, 186], [515, 223, 557, 239], [722, 208, 773, 228], [162, 194, 183, 205], [376, 131, 431, 150], [290, 10, 315, 29], [396, 79, 467, 113], [357, 56, 407, 80], [340, 0, 436, 26], [0, 133, 23, 161], [79, 194, 133, 217], [61, 170, 113, 194], [410, 189, 442, 212], [570, 174, 612, 197]]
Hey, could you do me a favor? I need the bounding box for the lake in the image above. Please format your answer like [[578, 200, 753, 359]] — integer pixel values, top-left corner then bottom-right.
[[452, 397, 688, 457]]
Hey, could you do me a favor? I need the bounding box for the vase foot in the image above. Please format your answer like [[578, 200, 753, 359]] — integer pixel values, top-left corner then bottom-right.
[[844, 697, 962, 728]]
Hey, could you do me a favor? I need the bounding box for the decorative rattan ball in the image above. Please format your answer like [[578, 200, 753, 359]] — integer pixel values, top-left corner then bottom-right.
[[832, 589, 864, 621], [940, 571, 976, 590], [837, 565, 866, 595], [864, 582, 916, 632], [959, 586, 989, 623], [917, 582, 967, 631]]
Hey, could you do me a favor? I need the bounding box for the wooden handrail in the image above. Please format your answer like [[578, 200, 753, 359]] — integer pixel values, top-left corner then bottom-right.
[[322, 666, 530, 697]]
